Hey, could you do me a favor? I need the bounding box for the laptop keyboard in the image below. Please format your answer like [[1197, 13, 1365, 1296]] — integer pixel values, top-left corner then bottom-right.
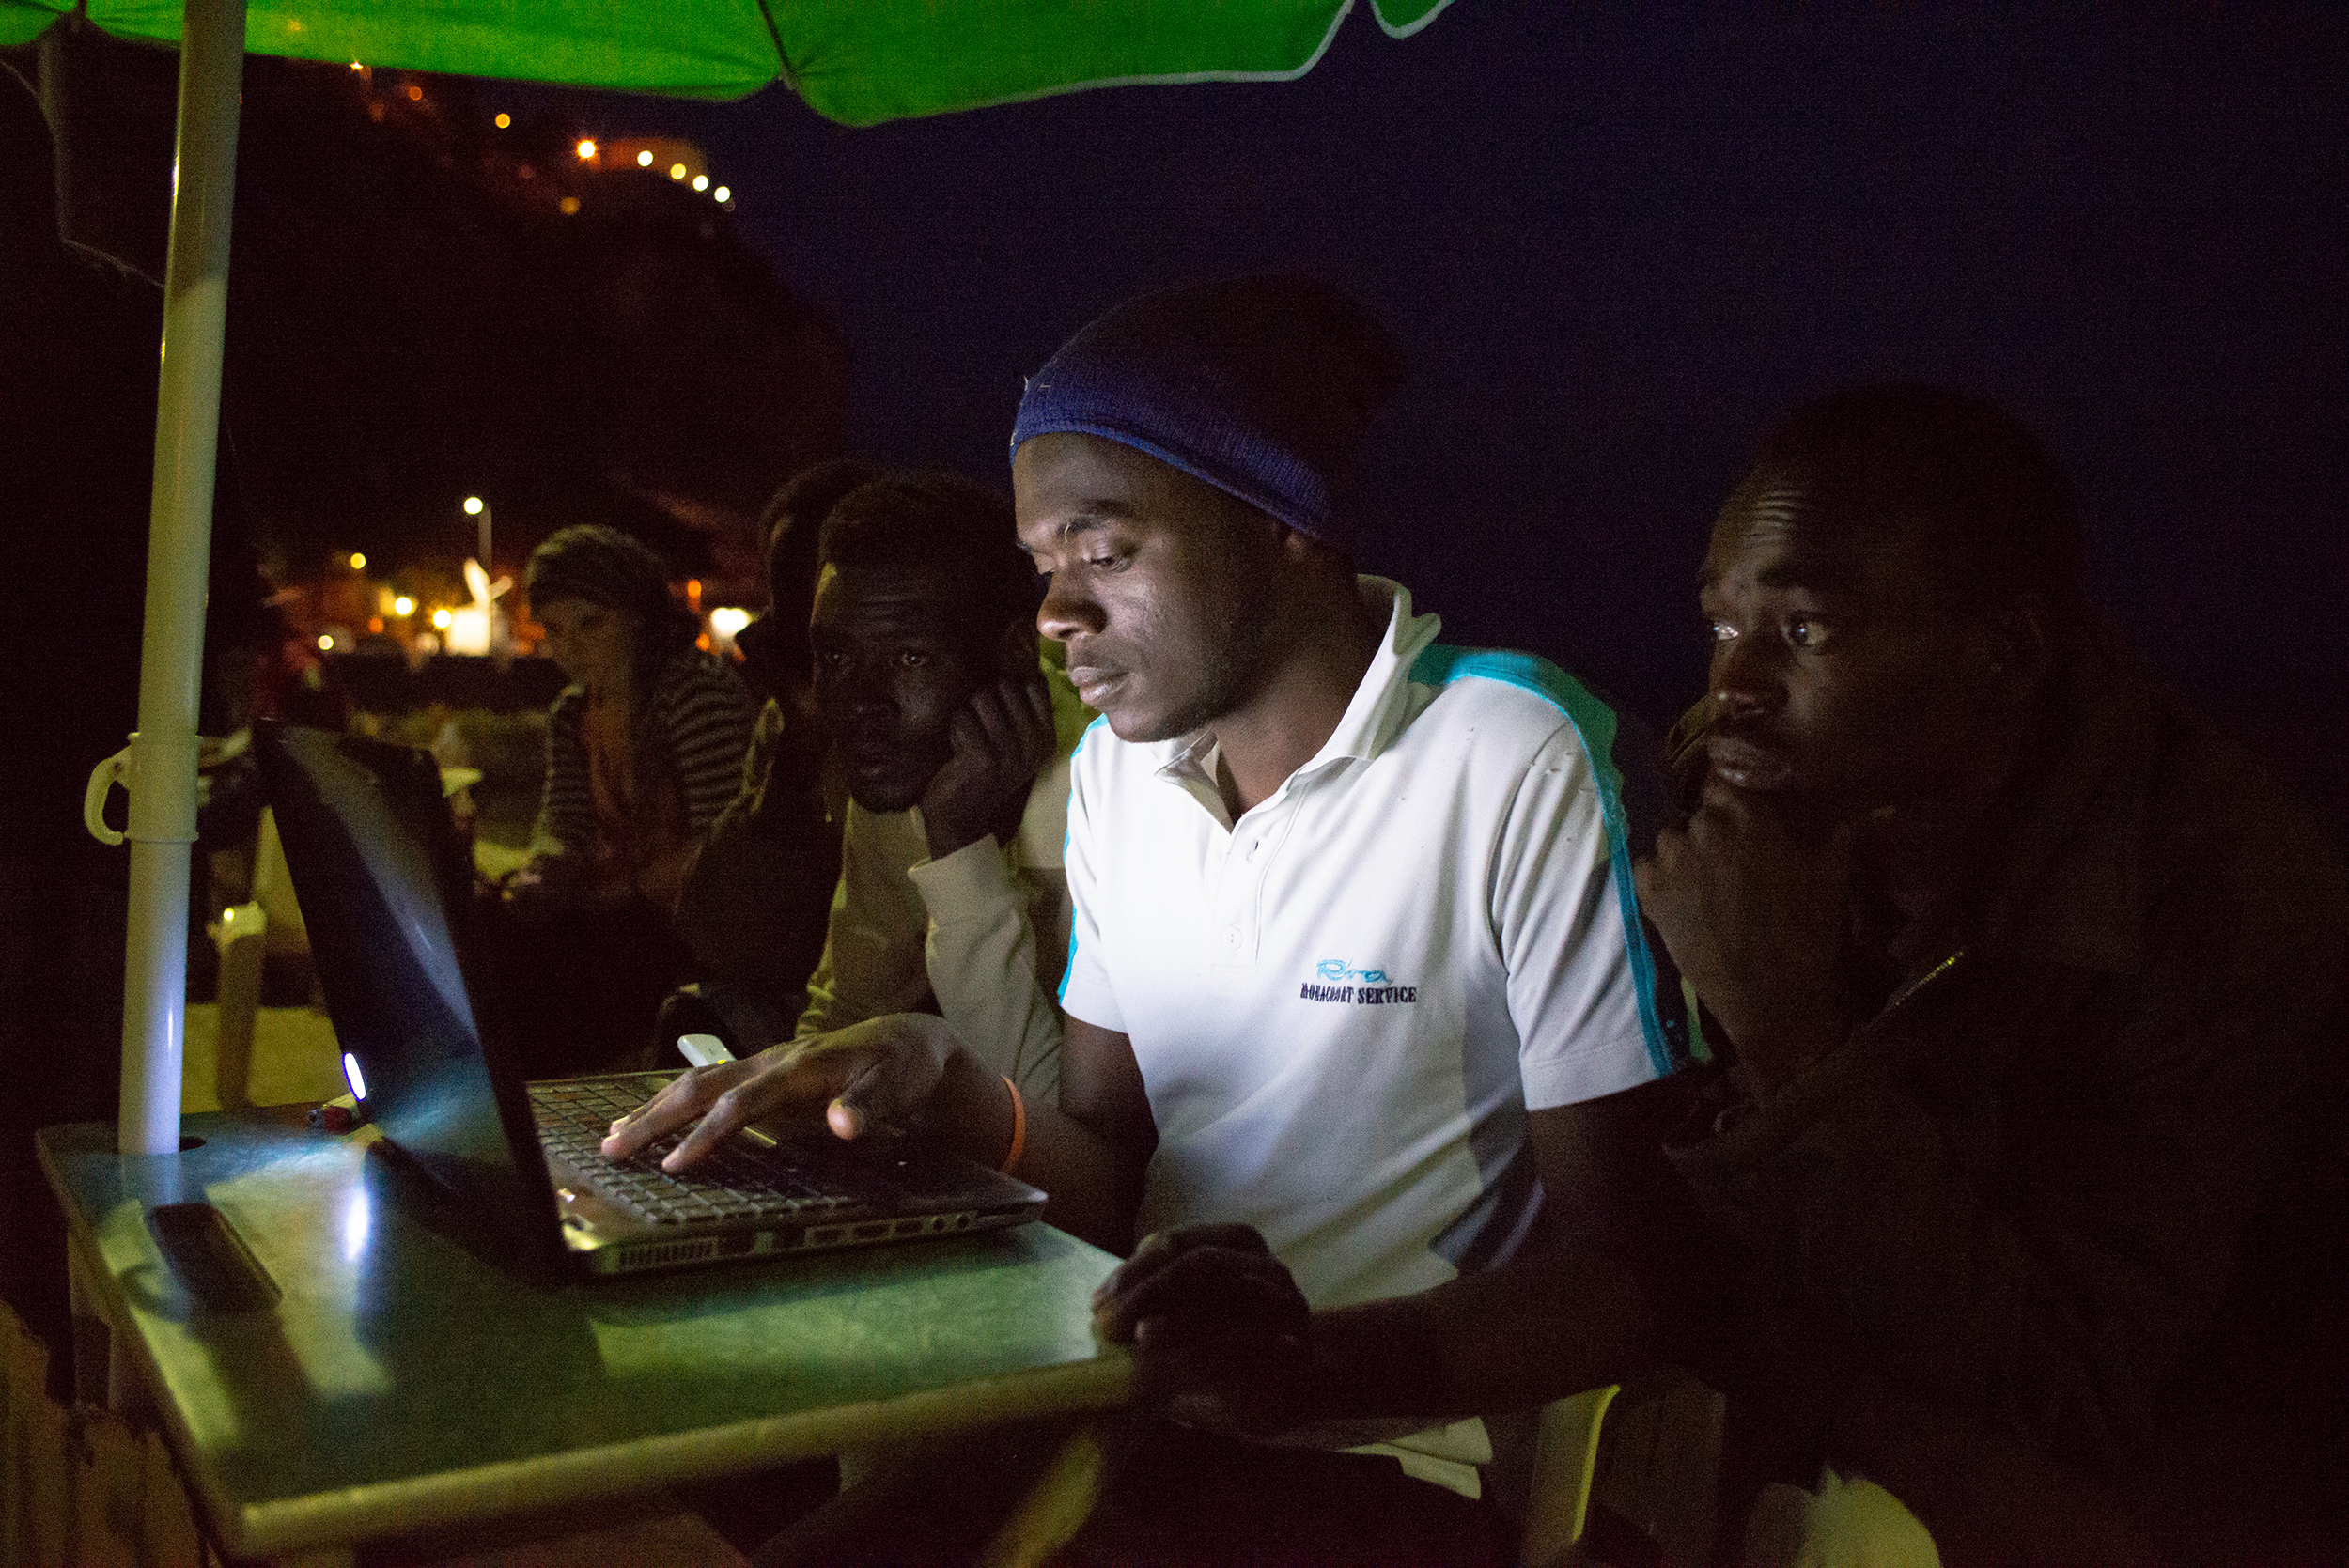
[[530, 1079, 859, 1227]]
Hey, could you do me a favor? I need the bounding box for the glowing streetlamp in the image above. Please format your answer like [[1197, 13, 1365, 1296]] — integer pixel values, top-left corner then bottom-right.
[[463, 494, 490, 568], [451, 495, 511, 657]]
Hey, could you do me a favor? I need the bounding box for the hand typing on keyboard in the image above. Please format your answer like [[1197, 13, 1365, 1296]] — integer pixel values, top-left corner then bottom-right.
[[535, 1079, 863, 1224], [599, 1012, 1010, 1176]]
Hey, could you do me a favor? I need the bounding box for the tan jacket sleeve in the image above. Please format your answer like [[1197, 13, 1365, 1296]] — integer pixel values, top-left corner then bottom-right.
[[795, 802, 932, 1037], [906, 813, 1067, 1100]]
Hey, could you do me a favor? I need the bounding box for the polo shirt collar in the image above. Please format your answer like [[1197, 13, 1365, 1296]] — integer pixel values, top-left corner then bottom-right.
[[1153, 576, 1440, 817], [1310, 577, 1442, 768]]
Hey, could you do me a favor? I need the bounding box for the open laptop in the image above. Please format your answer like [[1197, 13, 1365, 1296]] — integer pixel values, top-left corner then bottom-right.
[[257, 722, 1045, 1278]]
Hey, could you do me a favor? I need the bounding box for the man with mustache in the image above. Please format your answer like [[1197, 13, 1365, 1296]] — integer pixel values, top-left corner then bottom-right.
[[607, 277, 1692, 1562], [1635, 385, 2347, 1560]]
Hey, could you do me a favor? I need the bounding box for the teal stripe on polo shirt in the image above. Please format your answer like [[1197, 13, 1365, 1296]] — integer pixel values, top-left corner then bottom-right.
[[1407, 644, 1687, 1081]]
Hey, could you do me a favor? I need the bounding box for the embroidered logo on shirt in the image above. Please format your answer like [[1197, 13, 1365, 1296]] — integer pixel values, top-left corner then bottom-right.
[[1300, 960, 1417, 1005]]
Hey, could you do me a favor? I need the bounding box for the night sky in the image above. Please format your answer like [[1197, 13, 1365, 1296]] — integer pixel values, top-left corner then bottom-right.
[[528, 4, 2344, 784]]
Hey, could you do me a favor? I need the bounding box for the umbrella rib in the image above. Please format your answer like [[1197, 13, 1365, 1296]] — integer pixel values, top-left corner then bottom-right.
[[752, 0, 797, 95]]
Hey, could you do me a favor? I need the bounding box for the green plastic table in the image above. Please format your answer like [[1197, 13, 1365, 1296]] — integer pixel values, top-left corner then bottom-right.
[[39, 1110, 1130, 1563]]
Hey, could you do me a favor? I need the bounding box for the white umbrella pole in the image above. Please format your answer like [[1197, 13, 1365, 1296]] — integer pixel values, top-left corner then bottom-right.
[[117, 0, 247, 1157]]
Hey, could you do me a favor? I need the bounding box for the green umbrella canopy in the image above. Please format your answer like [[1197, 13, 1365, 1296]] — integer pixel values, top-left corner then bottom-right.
[[1, 0, 1453, 124]]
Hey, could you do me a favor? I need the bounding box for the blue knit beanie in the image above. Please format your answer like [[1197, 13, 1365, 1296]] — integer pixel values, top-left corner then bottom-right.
[[1009, 275, 1404, 548]]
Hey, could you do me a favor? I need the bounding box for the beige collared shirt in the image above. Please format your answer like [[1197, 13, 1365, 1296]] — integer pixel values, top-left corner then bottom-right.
[[793, 656, 1092, 1099]]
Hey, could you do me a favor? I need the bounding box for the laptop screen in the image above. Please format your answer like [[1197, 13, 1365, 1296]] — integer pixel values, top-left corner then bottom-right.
[[257, 723, 561, 1268]]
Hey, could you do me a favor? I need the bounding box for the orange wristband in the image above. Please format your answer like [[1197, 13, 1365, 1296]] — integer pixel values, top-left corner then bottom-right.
[[999, 1075, 1027, 1175]]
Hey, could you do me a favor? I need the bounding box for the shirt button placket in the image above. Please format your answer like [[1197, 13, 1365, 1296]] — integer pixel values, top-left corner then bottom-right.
[[1222, 800, 1291, 969], [1210, 810, 1259, 969]]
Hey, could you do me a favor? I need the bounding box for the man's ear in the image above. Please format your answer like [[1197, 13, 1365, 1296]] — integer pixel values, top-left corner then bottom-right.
[[1278, 524, 1357, 587], [990, 616, 1038, 680]]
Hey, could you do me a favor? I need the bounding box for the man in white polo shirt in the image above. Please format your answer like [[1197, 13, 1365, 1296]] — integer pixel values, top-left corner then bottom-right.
[[608, 277, 1690, 1563], [1061, 596, 1672, 1319]]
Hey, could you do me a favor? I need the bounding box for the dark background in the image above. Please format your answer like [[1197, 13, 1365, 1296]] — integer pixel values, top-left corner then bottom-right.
[[504, 1, 2347, 792], [1, 0, 2344, 1417], [14, 3, 2345, 759]]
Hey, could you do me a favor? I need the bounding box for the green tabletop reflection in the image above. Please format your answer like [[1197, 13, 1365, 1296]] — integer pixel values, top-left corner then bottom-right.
[[41, 1111, 1129, 1558]]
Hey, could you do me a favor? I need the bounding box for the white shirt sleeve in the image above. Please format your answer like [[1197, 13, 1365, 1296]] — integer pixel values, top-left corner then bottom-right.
[[794, 802, 932, 1037], [1052, 729, 1127, 1038], [1497, 724, 1661, 1110]]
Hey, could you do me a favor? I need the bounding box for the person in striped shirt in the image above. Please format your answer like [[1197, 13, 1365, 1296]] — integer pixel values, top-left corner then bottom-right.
[[502, 524, 756, 1072]]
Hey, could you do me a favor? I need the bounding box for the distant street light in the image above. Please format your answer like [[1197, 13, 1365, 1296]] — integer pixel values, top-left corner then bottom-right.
[[637, 149, 653, 167], [348, 551, 366, 570], [393, 596, 415, 617], [714, 186, 731, 203], [576, 139, 597, 160], [692, 174, 709, 192], [463, 495, 490, 572], [445, 494, 510, 655], [669, 163, 687, 180]]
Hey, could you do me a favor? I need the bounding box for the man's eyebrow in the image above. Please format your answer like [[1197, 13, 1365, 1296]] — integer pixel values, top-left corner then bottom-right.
[[1758, 560, 1857, 592], [1018, 507, 1128, 553]]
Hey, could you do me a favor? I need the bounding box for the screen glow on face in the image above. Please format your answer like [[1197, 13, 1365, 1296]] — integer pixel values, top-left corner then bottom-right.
[[343, 1051, 368, 1102]]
